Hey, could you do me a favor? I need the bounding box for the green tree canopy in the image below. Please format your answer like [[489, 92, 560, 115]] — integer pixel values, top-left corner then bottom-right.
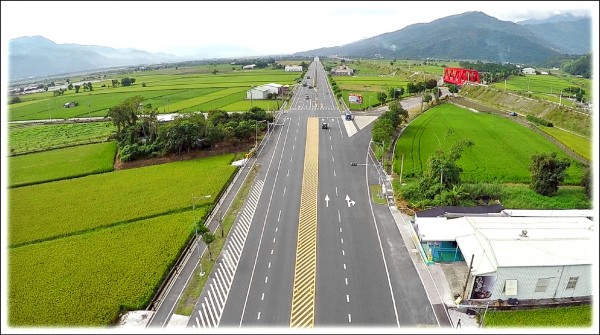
[[529, 152, 571, 196]]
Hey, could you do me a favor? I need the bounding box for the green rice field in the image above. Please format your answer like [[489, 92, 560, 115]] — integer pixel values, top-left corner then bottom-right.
[[8, 154, 237, 247], [539, 127, 591, 161], [393, 104, 586, 184], [7, 152, 239, 326], [8, 121, 116, 155], [484, 306, 592, 328], [8, 210, 198, 326], [332, 76, 410, 110], [9, 141, 117, 188], [491, 74, 591, 106], [7, 67, 299, 121]]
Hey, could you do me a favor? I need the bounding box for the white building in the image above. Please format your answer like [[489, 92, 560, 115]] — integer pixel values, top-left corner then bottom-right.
[[242, 64, 256, 70], [246, 87, 269, 100], [522, 67, 536, 75], [330, 66, 354, 76], [285, 65, 303, 72], [416, 213, 594, 302], [262, 83, 282, 95], [246, 83, 286, 100]]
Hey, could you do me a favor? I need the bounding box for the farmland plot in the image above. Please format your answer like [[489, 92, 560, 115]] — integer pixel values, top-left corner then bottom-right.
[[9, 141, 117, 188], [393, 104, 586, 184], [9, 154, 237, 247], [8, 210, 198, 326]]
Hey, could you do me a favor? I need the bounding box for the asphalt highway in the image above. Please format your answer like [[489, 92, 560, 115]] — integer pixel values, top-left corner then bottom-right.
[[180, 58, 439, 329]]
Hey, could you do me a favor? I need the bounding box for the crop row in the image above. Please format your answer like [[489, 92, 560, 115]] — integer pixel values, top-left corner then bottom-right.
[[9, 154, 237, 247]]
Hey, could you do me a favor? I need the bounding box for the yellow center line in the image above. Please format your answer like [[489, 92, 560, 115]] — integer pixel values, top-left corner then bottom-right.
[[290, 117, 319, 328]]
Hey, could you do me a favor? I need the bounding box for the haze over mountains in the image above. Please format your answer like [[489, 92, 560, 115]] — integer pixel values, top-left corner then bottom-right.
[[7, 11, 591, 80], [293, 12, 591, 62]]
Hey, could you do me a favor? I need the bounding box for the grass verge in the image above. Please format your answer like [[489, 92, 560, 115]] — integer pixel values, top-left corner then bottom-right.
[[370, 184, 388, 205], [174, 163, 260, 316], [484, 305, 592, 328]]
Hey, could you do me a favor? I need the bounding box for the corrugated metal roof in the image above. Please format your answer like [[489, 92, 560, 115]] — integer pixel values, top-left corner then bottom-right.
[[417, 217, 472, 241], [502, 209, 594, 218], [419, 215, 594, 275]]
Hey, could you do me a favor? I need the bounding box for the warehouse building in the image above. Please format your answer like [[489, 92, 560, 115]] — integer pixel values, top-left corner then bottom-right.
[[414, 211, 594, 304]]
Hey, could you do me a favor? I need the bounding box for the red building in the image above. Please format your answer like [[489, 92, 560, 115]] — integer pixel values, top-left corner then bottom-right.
[[443, 68, 480, 85]]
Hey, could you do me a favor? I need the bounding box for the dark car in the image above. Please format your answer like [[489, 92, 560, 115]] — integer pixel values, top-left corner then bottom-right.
[[321, 122, 329, 129]]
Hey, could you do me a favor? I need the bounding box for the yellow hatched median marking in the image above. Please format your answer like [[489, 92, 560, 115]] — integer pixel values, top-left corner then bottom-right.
[[290, 117, 319, 328]]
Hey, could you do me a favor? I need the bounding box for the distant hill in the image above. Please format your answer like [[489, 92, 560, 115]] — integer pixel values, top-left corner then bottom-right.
[[519, 17, 592, 55], [517, 12, 588, 25], [293, 11, 589, 64], [8, 36, 182, 80]]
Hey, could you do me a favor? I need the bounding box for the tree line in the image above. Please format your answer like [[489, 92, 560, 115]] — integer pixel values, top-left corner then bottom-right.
[[106, 96, 272, 162]]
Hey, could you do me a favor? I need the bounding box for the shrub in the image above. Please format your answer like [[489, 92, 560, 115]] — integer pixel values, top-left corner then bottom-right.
[[9, 96, 22, 104], [526, 114, 553, 127]]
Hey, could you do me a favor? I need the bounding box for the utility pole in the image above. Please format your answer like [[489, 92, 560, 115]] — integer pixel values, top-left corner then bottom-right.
[[381, 140, 385, 174], [559, 91, 563, 106], [462, 254, 475, 300], [399, 154, 404, 185]]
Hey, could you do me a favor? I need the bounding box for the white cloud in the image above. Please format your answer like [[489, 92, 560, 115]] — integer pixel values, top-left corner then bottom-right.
[[2, 1, 597, 56]]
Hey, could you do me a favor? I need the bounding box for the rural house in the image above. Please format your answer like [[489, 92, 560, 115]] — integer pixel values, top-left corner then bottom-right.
[[413, 208, 594, 304], [285, 65, 303, 72], [330, 65, 354, 76]]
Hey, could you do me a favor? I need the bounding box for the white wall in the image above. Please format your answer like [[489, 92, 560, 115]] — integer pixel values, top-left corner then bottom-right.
[[484, 265, 592, 301], [246, 89, 268, 100]]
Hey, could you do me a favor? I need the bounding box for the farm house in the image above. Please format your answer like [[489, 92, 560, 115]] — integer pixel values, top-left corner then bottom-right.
[[246, 87, 269, 100], [414, 209, 594, 304], [246, 83, 286, 100], [330, 66, 354, 76], [285, 65, 303, 72]]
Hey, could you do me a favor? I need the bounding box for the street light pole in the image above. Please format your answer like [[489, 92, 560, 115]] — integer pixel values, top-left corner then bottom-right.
[[192, 194, 211, 276]]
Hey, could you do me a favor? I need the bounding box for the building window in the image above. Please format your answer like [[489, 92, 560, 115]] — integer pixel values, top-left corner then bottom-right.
[[504, 279, 518, 296], [535, 278, 550, 292], [566, 277, 579, 289]]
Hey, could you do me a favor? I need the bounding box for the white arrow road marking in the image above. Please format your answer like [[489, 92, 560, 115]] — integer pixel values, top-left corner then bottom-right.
[[345, 195, 356, 207], [325, 194, 330, 207]]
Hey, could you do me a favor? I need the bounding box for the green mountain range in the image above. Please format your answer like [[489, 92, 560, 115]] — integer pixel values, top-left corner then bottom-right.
[[293, 11, 591, 63]]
